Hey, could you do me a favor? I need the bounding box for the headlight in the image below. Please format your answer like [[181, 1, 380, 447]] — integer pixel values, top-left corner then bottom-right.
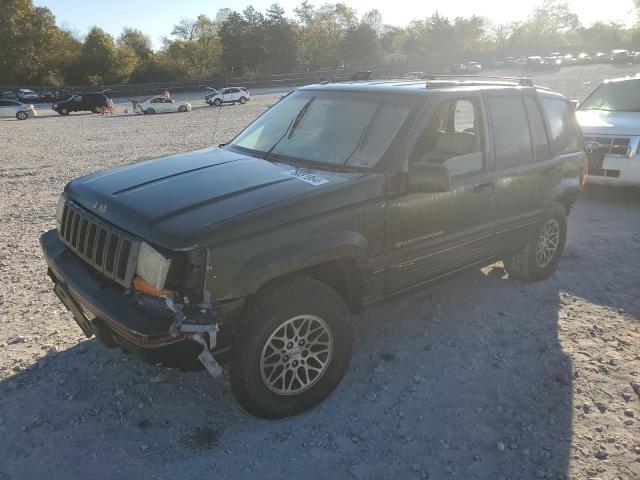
[[52, 104, 57, 108], [55, 195, 66, 230], [135, 242, 172, 291]]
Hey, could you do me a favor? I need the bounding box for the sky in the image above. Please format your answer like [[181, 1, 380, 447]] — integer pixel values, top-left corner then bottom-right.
[[35, 0, 637, 48]]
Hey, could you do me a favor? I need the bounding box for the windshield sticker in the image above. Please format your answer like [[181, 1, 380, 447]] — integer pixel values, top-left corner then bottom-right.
[[283, 170, 329, 186]]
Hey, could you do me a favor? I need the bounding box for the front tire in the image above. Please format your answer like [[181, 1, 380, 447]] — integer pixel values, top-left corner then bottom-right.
[[504, 202, 567, 282], [178, 105, 187, 112], [145, 108, 155, 115], [59, 107, 69, 115], [231, 276, 352, 419], [213, 98, 222, 106], [16, 111, 28, 120]]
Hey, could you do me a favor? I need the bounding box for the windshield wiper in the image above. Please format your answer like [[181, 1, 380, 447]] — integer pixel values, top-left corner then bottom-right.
[[287, 96, 315, 139], [263, 96, 315, 161], [342, 100, 384, 165]]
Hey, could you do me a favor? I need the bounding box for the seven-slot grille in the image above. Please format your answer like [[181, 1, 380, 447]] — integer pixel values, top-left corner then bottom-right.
[[584, 135, 632, 156], [59, 200, 139, 287]]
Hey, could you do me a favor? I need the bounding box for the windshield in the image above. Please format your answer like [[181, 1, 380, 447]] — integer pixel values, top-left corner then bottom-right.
[[229, 90, 418, 169], [579, 80, 640, 112]]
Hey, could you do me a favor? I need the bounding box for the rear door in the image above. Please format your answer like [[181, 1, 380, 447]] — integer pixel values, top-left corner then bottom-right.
[[486, 91, 563, 254], [383, 93, 496, 293]]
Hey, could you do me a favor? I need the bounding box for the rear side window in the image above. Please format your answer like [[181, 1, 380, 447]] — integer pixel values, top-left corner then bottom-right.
[[523, 96, 550, 161], [540, 97, 583, 153], [488, 96, 533, 169]]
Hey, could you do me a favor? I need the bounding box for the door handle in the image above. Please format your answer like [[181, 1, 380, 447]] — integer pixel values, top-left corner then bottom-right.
[[473, 182, 495, 193], [541, 165, 560, 175]]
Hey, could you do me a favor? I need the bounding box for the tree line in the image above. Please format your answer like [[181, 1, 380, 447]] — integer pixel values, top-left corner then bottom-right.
[[2, 0, 640, 86]]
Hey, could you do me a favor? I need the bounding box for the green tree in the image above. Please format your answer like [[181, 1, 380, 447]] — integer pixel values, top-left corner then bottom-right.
[[118, 27, 153, 60], [263, 3, 298, 73], [218, 11, 248, 75], [295, 2, 357, 70], [0, 0, 69, 84], [242, 6, 266, 74]]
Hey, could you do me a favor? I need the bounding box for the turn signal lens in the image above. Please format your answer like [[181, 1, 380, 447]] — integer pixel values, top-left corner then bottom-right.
[[133, 276, 173, 297]]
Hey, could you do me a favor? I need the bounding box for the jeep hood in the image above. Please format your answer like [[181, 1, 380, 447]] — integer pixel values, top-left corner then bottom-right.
[[576, 110, 640, 136], [64, 147, 383, 250]]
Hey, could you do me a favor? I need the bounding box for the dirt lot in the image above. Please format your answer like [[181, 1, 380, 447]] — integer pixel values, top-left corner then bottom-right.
[[0, 65, 639, 479]]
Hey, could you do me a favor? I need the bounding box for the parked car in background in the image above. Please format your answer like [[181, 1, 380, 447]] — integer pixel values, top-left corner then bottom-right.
[[576, 53, 592, 64], [543, 56, 563, 67], [18, 89, 40, 102], [576, 75, 640, 187], [41, 76, 585, 418], [526, 56, 544, 69], [562, 54, 577, 65], [594, 52, 613, 63], [137, 96, 191, 114], [1, 91, 19, 101], [461, 61, 482, 72], [0, 99, 37, 120], [611, 49, 631, 64], [206, 87, 250, 106], [52, 92, 110, 115]]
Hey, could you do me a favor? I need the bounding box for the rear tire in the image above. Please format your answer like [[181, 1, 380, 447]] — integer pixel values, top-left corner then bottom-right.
[[238, 96, 247, 104], [16, 111, 28, 120], [504, 202, 567, 282], [230, 275, 352, 419]]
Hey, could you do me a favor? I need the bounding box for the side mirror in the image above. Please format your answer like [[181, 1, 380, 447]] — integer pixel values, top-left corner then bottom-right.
[[570, 99, 579, 110], [408, 162, 450, 193]]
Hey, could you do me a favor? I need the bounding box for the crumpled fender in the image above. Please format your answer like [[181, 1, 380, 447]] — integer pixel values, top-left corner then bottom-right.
[[232, 230, 369, 296]]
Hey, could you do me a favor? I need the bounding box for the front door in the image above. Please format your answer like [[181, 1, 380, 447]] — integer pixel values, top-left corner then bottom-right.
[[383, 94, 496, 294], [0, 100, 15, 118]]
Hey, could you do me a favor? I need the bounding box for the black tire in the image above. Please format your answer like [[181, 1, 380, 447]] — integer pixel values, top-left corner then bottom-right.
[[238, 96, 247, 105], [230, 275, 352, 419], [16, 111, 28, 120], [145, 108, 155, 115], [178, 105, 187, 112], [59, 107, 69, 115], [213, 98, 222, 106], [504, 202, 567, 282]]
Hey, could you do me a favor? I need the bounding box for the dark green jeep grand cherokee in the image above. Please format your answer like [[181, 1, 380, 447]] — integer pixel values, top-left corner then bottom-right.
[[41, 77, 586, 418]]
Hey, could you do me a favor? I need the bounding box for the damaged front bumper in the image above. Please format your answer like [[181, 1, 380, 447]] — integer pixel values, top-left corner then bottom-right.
[[40, 229, 242, 371]]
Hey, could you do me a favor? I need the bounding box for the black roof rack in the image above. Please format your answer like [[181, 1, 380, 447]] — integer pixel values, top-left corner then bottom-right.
[[424, 74, 538, 88]]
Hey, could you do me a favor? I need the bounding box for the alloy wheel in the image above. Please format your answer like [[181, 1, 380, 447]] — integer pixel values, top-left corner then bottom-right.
[[536, 218, 560, 268], [260, 315, 333, 395]]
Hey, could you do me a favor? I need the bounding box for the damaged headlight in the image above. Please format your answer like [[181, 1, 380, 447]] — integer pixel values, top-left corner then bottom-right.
[[55, 195, 66, 230], [135, 242, 172, 291]]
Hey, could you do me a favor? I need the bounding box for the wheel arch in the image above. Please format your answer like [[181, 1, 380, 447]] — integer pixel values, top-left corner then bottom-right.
[[226, 232, 369, 313]]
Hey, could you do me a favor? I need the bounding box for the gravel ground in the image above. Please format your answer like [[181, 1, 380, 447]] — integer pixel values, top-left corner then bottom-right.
[[0, 65, 639, 480]]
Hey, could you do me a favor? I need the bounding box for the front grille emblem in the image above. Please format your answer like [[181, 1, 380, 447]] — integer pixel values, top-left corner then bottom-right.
[[92, 201, 108, 214]]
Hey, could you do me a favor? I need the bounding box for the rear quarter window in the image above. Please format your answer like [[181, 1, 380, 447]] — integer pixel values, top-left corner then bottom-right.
[[523, 96, 550, 161], [540, 97, 583, 154]]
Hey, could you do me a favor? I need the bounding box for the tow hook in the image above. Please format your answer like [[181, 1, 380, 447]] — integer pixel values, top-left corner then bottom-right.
[[166, 297, 222, 377]]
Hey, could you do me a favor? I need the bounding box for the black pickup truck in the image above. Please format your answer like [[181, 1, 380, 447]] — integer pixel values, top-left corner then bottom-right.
[[41, 77, 586, 418]]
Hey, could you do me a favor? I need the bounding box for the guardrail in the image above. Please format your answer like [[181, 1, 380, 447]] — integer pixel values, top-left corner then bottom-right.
[[1, 61, 427, 100]]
